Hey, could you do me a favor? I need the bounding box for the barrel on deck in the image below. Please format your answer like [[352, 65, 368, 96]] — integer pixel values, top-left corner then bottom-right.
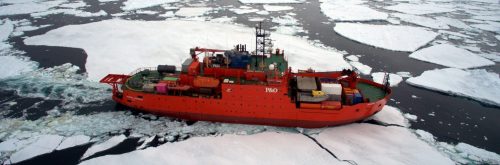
[[157, 65, 176, 74]]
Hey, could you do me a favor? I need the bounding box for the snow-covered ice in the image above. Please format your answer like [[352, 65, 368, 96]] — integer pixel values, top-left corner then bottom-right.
[[9, 135, 64, 164], [320, 0, 388, 21], [370, 105, 410, 127], [345, 55, 359, 62], [470, 21, 500, 33], [334, 23, 438, 52], [79, 132, 343, 165], [0, 56, 38, 79], [175, 7, 212, 17], [81, 135, 127, 160], [372, 72, 403, 87], [0, 0, 66, 16], [238, 0, 305, 4], [122, 0, 180, 11], [24, 20, 350, 81], [315, 123, 455, 165], [0, 19, 14, 50], [349, 61, 372, 75], [385, 3, 455, 15], [409, 44, 494, 69], [31, 9, 108, 18], [263, 5, 293, 12], [229, 8, 259, 14], [407, 68, 500, 107], [392, 13, 449, 30], [56, 135, 91, 151]]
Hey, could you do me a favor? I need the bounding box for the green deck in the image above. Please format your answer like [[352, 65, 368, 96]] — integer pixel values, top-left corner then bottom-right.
[[249, 54, 288, 72], [357, 82, 387, 102]]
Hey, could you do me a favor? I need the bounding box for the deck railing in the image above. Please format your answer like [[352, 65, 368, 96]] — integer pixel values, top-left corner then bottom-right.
[[129, 67, 157, 76]]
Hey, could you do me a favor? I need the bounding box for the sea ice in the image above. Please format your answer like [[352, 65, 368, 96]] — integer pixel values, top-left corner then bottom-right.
[[315, 123, 455, 165], [56, 135, 91, 150], [334, 23, 438, 52], [79, 132, 342, 165], [31, 9, 108, 18], [81, 134, 127, 160], [369, 105, 410, 127], [0, 19, 14, 43], [319, 0, 388, 21], [406, 68, 500, 107], [238, 0, 305, 4], [0, 56, 38, 79], [262, 5, 293, 12], [470, 22, 500, 33], [24, 20, 351, 81], [0, 63, 109, 106], [455, 143, 500, 164], [122, 0, 180, 11], [0, 0, 66, 16], [175, 7, 212, 17], [371, 72, 403, 87], [349, 61, 372, 75], [434, 17, 471, 30], [409, 44, 494, 69], [385, 3, 455, 15], [9, 135, 64, 164], [478, 53, 500, 62], [391, 13, 449, 30], [345, 55, 359, 62], [229, 8, 259, 14]]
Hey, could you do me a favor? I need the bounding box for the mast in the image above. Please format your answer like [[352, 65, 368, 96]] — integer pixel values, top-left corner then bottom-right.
[[255, 22, 272, 71]]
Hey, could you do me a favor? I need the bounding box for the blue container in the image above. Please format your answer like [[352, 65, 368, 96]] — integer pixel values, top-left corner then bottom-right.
[[353, 93, 363, 104]]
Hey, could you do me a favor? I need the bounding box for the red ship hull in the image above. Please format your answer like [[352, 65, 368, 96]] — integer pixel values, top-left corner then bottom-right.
[[112, 79, 390, 128]]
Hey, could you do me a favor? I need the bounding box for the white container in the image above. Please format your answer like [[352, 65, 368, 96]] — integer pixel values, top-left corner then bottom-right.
[[321, 83, 342, 95]]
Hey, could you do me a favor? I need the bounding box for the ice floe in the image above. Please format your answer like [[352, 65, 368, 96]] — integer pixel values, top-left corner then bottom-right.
[[9, 135, 64, 164], [0, 19, 14, 50], [229, 8, 259, 14], [334, 23, 438, 52], [31, 9, 108, 18], [238, 0, 305, 4], [81, 135, 127, 160], [370, 105, 410, 127], [319, 0, 388, 21], [79, 132, 342, 165], [122, 0, 180, 11], [391, 13, 449, 30], [0, 56, 38, 79], [349, 61, 372, 75], [56, 135, 91, 151], [407, 68, 500, 107], [24, 20, 350, 81], [470, 21, 500, 33], [175, 7, 212, 17], [345, 55, 359, 62], [315, 123, 455, 165], [0, 0, 66, 16], [409, 44, 494, 69], [385, 3, 455, 15], [263, 5, 293, 12], [371, 72, 403, 87]]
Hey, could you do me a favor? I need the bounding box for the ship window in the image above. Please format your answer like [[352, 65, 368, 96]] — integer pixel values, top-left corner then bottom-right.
[[137, 96, 143, 98]]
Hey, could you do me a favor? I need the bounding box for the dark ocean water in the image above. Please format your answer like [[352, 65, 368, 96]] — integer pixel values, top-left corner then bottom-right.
[[0, 0, 499, 164]]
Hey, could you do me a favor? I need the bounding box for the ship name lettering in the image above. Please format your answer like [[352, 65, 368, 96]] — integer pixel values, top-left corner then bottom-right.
[[265, 88, 278, 93]]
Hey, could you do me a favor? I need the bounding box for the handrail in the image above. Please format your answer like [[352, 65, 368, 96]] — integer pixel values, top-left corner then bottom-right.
[[129, 67, 157, 76]]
